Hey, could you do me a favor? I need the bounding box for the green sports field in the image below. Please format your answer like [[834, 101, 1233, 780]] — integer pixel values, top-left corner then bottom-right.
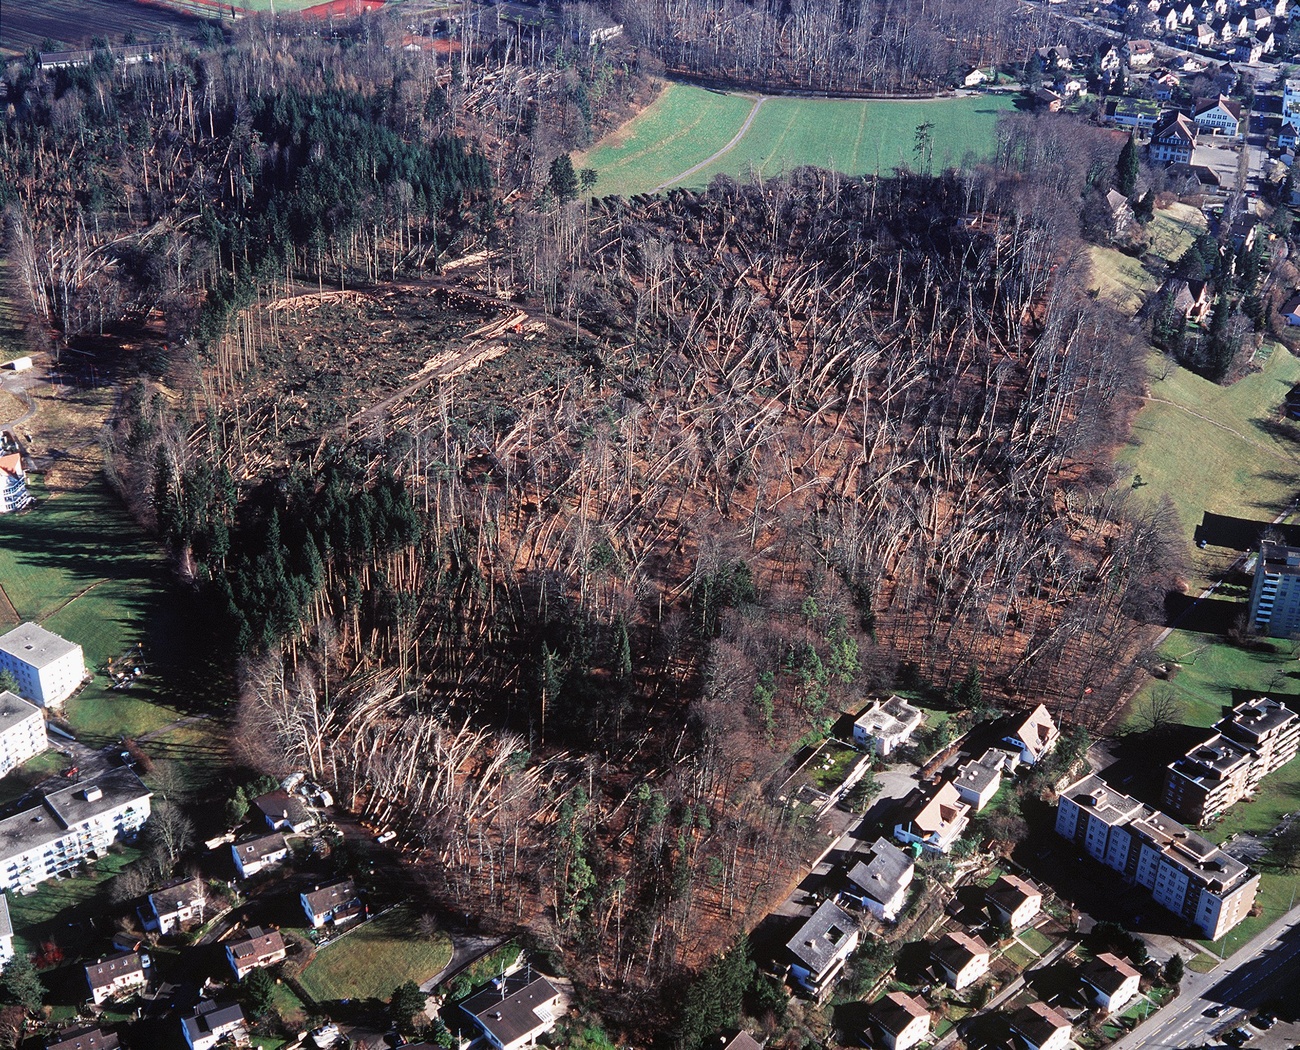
[[576, 82, 1016, 197]]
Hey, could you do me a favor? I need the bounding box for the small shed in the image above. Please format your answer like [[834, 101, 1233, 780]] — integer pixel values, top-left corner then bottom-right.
[[5, 357, 31, 372]]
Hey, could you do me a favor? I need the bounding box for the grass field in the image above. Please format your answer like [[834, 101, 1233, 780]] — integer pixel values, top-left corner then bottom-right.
[[298, 905, 452, 1002], [577, 82, 1015, 198], [1086, 246, 1160, 316], [1118, 346, 1300, 552]]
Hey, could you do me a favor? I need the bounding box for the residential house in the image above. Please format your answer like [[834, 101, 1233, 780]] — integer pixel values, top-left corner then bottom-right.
[[1276, 0, 1288, 15], [1216, 15, 1237, 40], [1056, 773, 1260, 939], [1001, 704, 1060, 766], [0, 768, 151, 892], [1080, 952, 1142, 1012], [1153, 69, 1181, 97], [846, 837, 915, 921], [953, 752, 1004, 811], [1009, 1002, 1072, 1050], [1107, 96, 1163, 130], [870, 991, 932, 1050], [1150, 112, 1198, 164], [84, 951, 147, 1006], [252, 789, 314, 833], [1036, 88, 1064, 112], [1105, 188, 1135, 234], [1159, 278, 1212, 321], [1099, 43, 1124, 72], [1057, 76, 1088, 97], [894, 782, 971, 855], [0, 454, 31, 514], [713, 1035, 764, 1050], [1252, 5, 1273, 26], [0, 622, 85, 708], [1177, 1, 1198, 20], [931, 931, 991, 990], [1193, 94, 1243, 136], [852, 696, 923, 755], [1235, 36, 1264, 60], [48, 1027, 119, 1050], [786, 900, 860, 998], [230, 832, 290, 879], [986, 874, 1043, 929], [0, 691, 47, 778], [1229, 213, 1259, 251], [459, 972, 566, 1050], [1126, 39, 1157, 65], [1257, 25, 1277, 50], [226, 926, 287, 979], [962, 67, 990, 87], [181, 1000, 247, 1050], [1196, 22, 1219, 45], [1162, 7, 1182, 30], [301, 879, 363, 929], [145, 878, 207, 935]]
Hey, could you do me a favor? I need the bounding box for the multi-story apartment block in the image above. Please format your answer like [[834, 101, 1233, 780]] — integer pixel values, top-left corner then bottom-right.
[[1056, 774, 1259, 940], [0, 691, 47, 777], [1249, 542, 1300, 637], [1163, 697, 1300, 823], [0, 768, 151, 892], [0, 623, 85, 707]]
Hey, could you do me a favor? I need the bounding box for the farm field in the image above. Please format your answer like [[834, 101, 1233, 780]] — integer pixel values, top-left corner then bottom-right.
[[298, 905, 452, 1002], [0, 0, 202, 56], [576, 82, 1015, 198]]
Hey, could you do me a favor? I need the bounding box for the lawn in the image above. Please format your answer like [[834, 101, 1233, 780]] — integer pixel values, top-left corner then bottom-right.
[[809, 741, 861, 791], [1118, 345, 1300, 555], [577, 83, 1014, 197], [1143, 202, 1207, 264], [298, 906, 452, 1003], [999, 941, 1037, 969], [0, 479, 230, 742], [1122, 629, 1298, 731], [1086, 245, 1159, 316], [1018, 926, 1055, 955], [8, 845, 143, 960], [1187, 951, 1219, 973]]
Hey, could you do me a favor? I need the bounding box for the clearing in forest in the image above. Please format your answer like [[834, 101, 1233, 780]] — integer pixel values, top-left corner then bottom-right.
[[577, 82, 1016, 198]]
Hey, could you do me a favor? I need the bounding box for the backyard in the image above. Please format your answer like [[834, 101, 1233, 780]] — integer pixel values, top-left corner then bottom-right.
[[298, 905, 452, 1003], [577, 83, 1015, 197]]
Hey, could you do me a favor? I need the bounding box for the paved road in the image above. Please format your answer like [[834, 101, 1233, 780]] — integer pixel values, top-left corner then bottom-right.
[[1114, 904, 1300, 1049]]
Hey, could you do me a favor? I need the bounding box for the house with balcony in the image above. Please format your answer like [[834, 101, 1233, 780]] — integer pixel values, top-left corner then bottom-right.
[[84, 951, 147, 1006], [301, 879, 364, 929], [786, 900, 860, 999], [226, 926, 287, 979], [894, 782, 970, 855], [846, 837, 915, 921], [853, 697, 923, 756]]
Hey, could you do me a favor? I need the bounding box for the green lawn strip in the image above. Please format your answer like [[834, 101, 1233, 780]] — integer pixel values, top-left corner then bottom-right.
[[1187, 951, 1219, 973], [688, 95, 1014, 187], [1118, 345, 1300, 553], [999, 941, 1036, 969], [1086, 245, 1159, 316], [298, 906, 452, 1003], [1121, 629, 1298, 731], [1018, 926, 1054, 955], [576, 83, 755, 197], [9, 846, 143, 960]]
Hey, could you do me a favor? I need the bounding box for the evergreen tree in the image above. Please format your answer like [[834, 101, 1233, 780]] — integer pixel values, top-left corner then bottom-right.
[[0, 954, 43, 1011], [0, 672, 17, 696], [224, 786, 249, 829], [1117, 134, 1140, 197], [389, 980, 427, 1034], [548, 154, 579, 202], [240, 967, 276, 1017]]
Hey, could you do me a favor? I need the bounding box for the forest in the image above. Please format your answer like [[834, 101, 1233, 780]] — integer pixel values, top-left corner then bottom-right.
[[0, 5, 1185, 1042]]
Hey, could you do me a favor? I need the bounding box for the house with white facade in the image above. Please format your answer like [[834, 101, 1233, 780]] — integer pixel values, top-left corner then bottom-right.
[[181, 1000, 246, 1050], [460, 972, 566, 1050], [871, 991, 932, 1050], [1010, 1002, 1072, 1050], [894, 782, 971, 855], [1193, 94, 1243, 136], [48, 1026, 120, 1050], [853, 696, 923, 755], [953, 752, 1004, 811], [0, 768, 151, 892], [145, 878, 207, 935], [301, 879, 364, 929], [0, 896, 13, 970], [1080, 952, 1142, 1012], [932, 931, 991, 990], [0, 623, 85, 708], [0, 691, 46, 777], [0, 454, 30, 514], [226, 926, 287, 979], [230, 832, 290, 879], [786, 900, 860, 999], [1002, 704, 1060, 765], [84, 951, 148, 1005], [846, 837, 915, 921], [986, 874, 1043, 929]]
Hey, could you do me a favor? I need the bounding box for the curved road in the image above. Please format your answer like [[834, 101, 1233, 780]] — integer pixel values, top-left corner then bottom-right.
[[653, 94, 767, 192]]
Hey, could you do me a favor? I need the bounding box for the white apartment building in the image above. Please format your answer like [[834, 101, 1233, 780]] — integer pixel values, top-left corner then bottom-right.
[[0, 623, 85, 707], [0, 691, 46, 777], [0, 768, 151, 891]]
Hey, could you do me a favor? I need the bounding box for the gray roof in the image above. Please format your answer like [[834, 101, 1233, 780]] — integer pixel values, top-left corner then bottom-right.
[[84, 951, 144, 991], [302, 879, 357, 917], [1059, 773, 1143, 828], [0, 691, 41, 734], [180, 1000, 245, 1043], [232, 832, 289, 865], [254, 789, 311, 826], [1221, 696, 1297, 743], [0, 623, 79, 670], [461, 973, 561, 1047], [149, 877, 205, 914], [0, 895, 14, 941], [847, 838, 914, 904], [1011, 1001, 1071, 1045], [47, 1027, 120, 1050], [0, 768, 149, 862], [954, 754, 1002, 796], [786, 899, 858, 975]]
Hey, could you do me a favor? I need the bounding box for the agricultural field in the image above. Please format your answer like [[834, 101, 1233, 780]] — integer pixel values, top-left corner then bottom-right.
[[576, 82, 1015, 198], [298, 905, 452, 1002], [0, 0, 202, 57]]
